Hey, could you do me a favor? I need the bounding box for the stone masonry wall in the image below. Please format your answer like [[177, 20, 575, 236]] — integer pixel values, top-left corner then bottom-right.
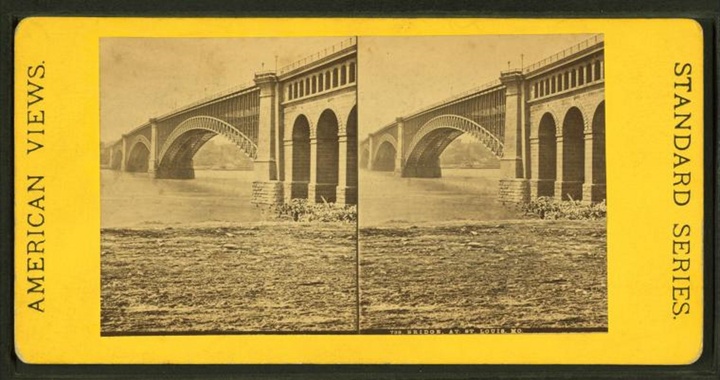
[[499, 179, 530, 204], [252, 181, 284, 206]]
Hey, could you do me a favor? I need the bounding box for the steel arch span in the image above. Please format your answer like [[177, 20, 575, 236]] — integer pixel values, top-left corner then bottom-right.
[[402, 114, 504, 178], [156, 116, 257, 179]]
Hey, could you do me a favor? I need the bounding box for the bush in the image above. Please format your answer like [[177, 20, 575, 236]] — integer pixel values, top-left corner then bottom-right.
[[271, 198, 357, 223], [520, 197, 606, 220]]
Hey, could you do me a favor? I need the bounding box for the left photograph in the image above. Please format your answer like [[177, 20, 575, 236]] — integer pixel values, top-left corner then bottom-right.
[[99, 37, 358, 335]]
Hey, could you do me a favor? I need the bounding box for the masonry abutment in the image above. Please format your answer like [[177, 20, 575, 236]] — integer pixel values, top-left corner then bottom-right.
[[498, 70, 529, 203], [251, 72, 283, 205]]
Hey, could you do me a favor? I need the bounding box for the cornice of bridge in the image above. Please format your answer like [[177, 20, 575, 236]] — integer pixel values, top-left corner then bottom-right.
[[522, 35, 604, 79], [277, 39, 357, 81]]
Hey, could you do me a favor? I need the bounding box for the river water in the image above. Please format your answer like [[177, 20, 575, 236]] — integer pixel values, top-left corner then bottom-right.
[[101, 168, 518, 228], [101, 169, 263, 228], [359, 168, 519, 226]]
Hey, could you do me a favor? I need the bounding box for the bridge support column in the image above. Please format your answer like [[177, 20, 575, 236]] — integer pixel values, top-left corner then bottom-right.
[[148, 119, 158, 175], [120, 135, 127, 172], [252, 72, 283, 205], [498, 70, 529, 203], [308, 138, 321, 202], [394, 118, 405, 175], [336, 134, 357, 205], [174, 160, 195, 179], [529, 137, 541, 199], [582, 130, 606, 203], [366, 134, 374, 170], [108, 147, 114, 170]]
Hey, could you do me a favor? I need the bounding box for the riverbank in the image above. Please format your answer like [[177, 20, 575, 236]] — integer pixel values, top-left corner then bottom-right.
[[101, 222, 357, 334], [101, 218, 606, 334], [359, 219, 607, 331]]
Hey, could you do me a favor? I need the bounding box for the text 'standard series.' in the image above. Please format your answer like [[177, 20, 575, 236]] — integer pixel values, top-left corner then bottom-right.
[[26, 62, 47, 313], [671, 62, 694, 319]]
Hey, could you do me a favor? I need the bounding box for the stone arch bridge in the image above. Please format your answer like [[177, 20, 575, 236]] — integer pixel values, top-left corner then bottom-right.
[[361, 35, 605, 204], [105, 38, 357, 205]]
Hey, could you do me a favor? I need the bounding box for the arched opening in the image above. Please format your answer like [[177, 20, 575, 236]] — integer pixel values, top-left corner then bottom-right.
[[373, 141, 396, 171], [192, 135, 253, 171], [315, 109, 339, 202], [332, 68, 339, 87], [157, 130, 214, 179], [403, 127, 464, 178], [345, 106, 358, 200], [537, 113, 557, 197], [290, 115, 310, 199], [559, 107, 585, 200], [588, 101, 606, 202], [126, 142, 150, 173], [586, 63, 593, 83], [340, 65, 347, 85], [349, 62, 356, 83], [156, 117, 256, 179]]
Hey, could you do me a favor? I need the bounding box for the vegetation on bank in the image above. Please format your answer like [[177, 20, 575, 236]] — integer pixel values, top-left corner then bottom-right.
[[520, 197, 607, 220], [269, 199, 357, 223]]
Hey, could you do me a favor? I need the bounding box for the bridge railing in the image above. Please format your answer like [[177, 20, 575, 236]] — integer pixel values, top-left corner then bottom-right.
[[366, 78, 504, 141], [278, 37, 357, 75], [154, 80, 258, 122], [521, 34, 604, 75], [401, 78, 504, 123]]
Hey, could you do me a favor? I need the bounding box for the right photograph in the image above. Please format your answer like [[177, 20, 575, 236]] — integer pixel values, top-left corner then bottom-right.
[[358, 34, 607, 334]]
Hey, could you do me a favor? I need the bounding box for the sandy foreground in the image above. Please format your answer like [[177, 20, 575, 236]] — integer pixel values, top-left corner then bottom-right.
[[360, 220, 607, 332], [101, 222, 358, 334], [101, 219, 606, 334]]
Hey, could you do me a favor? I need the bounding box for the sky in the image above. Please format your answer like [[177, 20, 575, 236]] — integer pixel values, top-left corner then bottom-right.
[[100, 37, 350, 143], [357, 34, 594, 136], [100, 34, 595, 143]]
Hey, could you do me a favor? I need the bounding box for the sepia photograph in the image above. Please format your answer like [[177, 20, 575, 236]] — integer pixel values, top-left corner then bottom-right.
[[358, 34, 607, 333], [99, 37, 359, 335], [9, 12, 711, 368]]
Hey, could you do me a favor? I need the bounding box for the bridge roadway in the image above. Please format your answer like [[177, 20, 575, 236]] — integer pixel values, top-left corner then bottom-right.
[[106, 38, 357, 206], [361, 34, 606, 204]]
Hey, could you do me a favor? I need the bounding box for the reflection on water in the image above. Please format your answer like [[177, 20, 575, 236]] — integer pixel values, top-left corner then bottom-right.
[[359, 168, 519, 226], [101, 169, 262, 228]]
